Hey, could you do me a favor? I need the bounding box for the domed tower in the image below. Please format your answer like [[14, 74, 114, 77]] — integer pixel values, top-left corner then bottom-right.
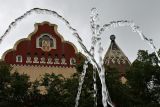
[[104, 35, 131, 83]]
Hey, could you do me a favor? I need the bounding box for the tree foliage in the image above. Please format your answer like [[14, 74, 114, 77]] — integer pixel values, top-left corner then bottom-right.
[[0, 50, 160, 107], [124, 50, 160, 107]]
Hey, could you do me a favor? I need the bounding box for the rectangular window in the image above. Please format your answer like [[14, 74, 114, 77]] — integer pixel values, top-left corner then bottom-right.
[[16, 55, 22, 62]]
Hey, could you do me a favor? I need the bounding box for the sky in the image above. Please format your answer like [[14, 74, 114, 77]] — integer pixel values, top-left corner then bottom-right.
[[0, 0, 160, 62]]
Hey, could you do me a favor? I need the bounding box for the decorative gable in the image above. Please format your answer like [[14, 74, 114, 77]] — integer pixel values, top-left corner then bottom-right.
[[2, 22, 78, 67]]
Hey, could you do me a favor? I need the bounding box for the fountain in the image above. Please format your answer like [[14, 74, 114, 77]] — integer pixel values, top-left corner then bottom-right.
[[0, 7, 160, 107]]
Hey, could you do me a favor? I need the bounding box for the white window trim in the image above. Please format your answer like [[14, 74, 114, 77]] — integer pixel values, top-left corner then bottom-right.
[[54, 58, 60, 64], [16, 55, 22, 62], [47, 57, 53, 64], [33, 56, 39, 64], [61, 58, 67, 65], [40, 57, 46, 64], [26, 56, 32, 63], [70, 58, 76, 65]]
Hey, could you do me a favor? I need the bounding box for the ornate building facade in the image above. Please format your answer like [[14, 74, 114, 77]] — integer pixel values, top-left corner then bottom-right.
[[2, 22, 79, 81], [1, 22, 130, 82]]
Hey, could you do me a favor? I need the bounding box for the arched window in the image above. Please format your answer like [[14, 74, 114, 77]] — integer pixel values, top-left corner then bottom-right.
[[61, 54, 66, 65], [70, 58, 76, 65], [16, 55, 22, 62], [33, 53, 39, 64], [39, 38, 42, 47], [47, 54, 53, 64], [36, 33, 56, 52], [50, 38, 54, 47], [40, 53, 46, 64], [26, 53, 32, 63], [54, 54, 59, 64]]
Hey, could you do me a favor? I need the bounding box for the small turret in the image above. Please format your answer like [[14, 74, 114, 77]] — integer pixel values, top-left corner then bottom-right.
[[104, 35, 131, 83]]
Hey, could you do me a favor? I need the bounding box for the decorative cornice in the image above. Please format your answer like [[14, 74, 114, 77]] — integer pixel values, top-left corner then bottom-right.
[[10, 64, 75, 68]]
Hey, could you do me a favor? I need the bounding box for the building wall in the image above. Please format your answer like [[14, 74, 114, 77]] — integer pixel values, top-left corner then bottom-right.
[[1, 22, 79, 81], [2, 22, 77, 67], [11, 65, 76, 81]]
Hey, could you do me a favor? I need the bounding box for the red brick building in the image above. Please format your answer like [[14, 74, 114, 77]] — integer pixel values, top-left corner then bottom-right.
[[1, 22, 130, 82], [2, 22, 78, 81]]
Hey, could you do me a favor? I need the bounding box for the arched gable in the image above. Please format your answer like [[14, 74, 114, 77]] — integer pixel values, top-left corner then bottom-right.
[[2, 21, 78, 67]]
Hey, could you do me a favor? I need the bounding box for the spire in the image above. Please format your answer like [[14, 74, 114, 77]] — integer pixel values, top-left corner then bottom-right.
[[110, 34, 116, 41], [104, 35, 131, 74]]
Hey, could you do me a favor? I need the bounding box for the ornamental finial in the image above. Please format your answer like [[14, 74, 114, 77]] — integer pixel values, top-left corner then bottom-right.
[[110, 35, 116, 41]]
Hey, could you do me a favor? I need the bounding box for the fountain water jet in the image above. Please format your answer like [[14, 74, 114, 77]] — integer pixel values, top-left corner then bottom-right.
[[97, 20, 160, 64], [0, 7, 159, 107], [0, 7, 114, 107], [75, 60, 88, 107]]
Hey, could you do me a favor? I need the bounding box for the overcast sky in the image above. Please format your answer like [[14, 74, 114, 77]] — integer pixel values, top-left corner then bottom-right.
[[0, 0, 160, 62]]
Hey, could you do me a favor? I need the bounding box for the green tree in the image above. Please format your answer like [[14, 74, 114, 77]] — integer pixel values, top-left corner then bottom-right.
[[39, 73, 65, 107], [0, 61, 12, 107], [105, 67, 131, 107], [103, 50, 160, 107], [125, 50, 160, 107], [0, 49, 160, 107], [9, 72, 31, 107], [0, 61, 32, 107]]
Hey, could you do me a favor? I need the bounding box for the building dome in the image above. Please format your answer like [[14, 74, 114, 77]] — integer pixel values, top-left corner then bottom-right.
[[104, 35, 131, 74]]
